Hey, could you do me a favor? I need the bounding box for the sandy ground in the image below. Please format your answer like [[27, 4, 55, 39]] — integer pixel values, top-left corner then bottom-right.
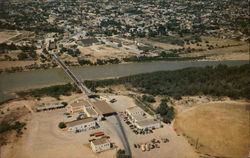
[[0, 61, 37, 69], [0, 94, 199, 158], [174, 100, 250, 158], [0, 30, 20, 43]]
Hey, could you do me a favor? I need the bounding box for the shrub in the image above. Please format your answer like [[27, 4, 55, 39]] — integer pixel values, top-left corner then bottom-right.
[[58, 122, 66, 129]]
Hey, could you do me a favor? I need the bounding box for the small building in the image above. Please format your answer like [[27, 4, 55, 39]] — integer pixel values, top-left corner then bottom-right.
[[90, 138, 111, 152], [135, 119, 161, 130], [84, 105, 98, 118], [126, 106, 145, 119], [36, 103, 65, 112], [77, 38, 101, 47], [67, 99, 92, 113], [66, 117, 96, 132]]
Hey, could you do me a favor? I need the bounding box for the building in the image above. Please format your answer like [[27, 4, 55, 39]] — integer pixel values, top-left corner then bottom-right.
[[84, 104, 98, 118], [126, 106, 161, 130], [90, 138, 111, 152], [126, 106, 144, 116], [92, 100, 117, 117], [66, 117, 96, 132], [77, 38, 101, 47], [67, 99, 92, 113], [135, 119, 161, 130], [36, 103, 65, 112]]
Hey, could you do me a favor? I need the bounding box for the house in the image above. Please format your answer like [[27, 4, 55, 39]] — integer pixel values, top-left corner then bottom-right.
[[66, 117, 96, 132], [90, 138, 111, 152]]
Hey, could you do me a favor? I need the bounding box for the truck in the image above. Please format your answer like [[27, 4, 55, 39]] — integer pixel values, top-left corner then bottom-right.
[[90, 131, 105, 137], [146, 143, 150, 151], [141, 144, 146, 152]]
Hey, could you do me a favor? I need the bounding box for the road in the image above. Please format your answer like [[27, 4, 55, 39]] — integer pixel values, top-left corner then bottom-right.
[[105, 115, 132, 158], [52, 54, 93, 96]]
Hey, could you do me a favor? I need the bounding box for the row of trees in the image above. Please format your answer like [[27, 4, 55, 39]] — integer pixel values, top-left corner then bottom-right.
[[17, 83, 80, 99], [84, 64, 250, 99]]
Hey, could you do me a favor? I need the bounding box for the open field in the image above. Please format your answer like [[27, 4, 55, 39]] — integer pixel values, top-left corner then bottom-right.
[[0, 30, 20, 43], [174, 101, 250, 158], [0, 61, 37, 69]]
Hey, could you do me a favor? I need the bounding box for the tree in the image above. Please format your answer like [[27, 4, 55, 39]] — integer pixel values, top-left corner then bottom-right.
[[17, 52, 28, 60], [58, 122, 66, 129]]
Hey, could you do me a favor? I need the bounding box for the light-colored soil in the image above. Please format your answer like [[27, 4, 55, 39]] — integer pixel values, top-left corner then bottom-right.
[[0, 61, 37, 69], [182, 43, 249, 61], [78, 45, 133, 62], [174, 101, 250, 158], [0, 94, 199, 158], [0, 30, 20, 43]]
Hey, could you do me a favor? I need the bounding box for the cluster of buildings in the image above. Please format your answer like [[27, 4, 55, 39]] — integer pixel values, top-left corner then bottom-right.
[[125, 106, 161, 130], [63, 98, 116, 152], [1, 0, 248, 41], [65, 98, 116, 132]]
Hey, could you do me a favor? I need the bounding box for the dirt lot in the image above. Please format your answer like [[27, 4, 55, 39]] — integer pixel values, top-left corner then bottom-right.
[[0, 94, 199, 158], [174, 101, 250, 158], [0, 30, 20, 43]]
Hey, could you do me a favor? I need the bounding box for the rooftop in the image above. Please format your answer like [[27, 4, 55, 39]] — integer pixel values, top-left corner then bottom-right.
[[91, 138, 110, 146], [93, 100, 116, 115], [86, 108, 98, 116], [70, 99, 92, 107], [126, 106, 144, 114], [66, 117, 95, 127], [136, 119, 160, 127]]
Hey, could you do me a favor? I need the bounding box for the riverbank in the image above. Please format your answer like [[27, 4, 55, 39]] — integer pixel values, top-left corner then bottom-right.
[[0, 60, 249, 103]]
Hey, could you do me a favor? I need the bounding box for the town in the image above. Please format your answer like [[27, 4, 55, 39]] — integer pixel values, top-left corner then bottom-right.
[[0, 0, 249, 74]]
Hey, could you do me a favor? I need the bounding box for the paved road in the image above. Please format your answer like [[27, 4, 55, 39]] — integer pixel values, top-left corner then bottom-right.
[[106, 115, 132, 158]]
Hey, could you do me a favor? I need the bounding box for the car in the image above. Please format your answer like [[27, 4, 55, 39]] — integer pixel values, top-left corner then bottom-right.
[[110, 99, 117, 103]]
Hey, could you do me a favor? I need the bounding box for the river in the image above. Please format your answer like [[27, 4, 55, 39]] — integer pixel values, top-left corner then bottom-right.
[[0, 60, 248, 102]]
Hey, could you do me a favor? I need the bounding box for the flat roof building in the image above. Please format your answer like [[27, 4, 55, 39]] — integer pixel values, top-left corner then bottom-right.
[[135, 119, 161, 130], [92, 100, 116, 116], [126, 106, 144, 116], [66, 117, 96, 132], [90, 138, 111, 153]]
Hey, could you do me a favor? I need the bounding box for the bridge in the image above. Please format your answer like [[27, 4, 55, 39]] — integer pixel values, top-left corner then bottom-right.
[[52, 54, 93, 97], [52, 53, 132, 157]]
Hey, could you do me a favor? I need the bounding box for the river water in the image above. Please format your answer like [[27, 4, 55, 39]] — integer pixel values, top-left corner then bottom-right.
[[0, 60, 248, 102]]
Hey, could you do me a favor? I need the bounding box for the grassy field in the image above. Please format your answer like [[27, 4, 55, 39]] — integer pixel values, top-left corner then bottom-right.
[[174, 101, 250, 158]]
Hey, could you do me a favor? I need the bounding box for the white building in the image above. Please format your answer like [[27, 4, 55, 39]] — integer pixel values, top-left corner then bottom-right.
[[126, 106, 161, 130], [90, 138, 111, 153], [66, 117, 96, 132], [84, 104, 98, 118], [126, 106, 144, 116], [135, 119, 161, 130]]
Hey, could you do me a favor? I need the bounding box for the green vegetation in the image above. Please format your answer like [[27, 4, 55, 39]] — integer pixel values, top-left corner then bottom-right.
[[85, 64, 250, 99], [156, 98, 175, 123], [131, 95, 155, 116], [116, 149, 129, 158], [123, 55, 205, 63], [17, 83, 79, 99], [0, 121, 26, 134], [58, 122, 66, 129], [142, 95, 156, 103]]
